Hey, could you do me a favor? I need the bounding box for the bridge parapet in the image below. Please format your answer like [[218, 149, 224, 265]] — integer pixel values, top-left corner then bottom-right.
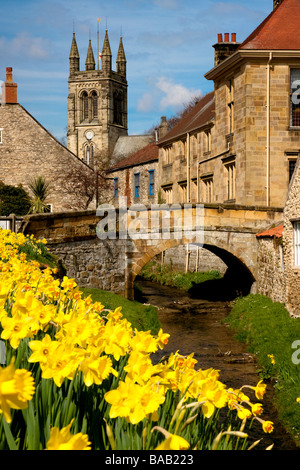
[[20, 204, 283, 300]]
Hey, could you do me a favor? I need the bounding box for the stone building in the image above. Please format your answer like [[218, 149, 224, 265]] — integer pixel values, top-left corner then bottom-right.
[[0, 68, 96, 213], [67, 31, 128, 170], [257, 153, 300, 317], [158, 0, 300, 209], [106, 141, 159, 208]]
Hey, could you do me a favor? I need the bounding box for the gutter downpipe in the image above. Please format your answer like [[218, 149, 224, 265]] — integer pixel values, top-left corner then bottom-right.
[[187, 132, 190, 203], [266, 52, 272, 207], [186, 132, 190, 273]]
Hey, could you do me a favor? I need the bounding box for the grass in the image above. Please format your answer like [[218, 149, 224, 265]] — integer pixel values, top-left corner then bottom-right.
[[225, 294, 300, 445], [81, 287, 161, 335], [139, 259, 221, 291]]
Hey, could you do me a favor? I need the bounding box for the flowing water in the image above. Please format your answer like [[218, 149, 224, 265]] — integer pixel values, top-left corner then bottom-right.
[[135, 277, 299, 451]]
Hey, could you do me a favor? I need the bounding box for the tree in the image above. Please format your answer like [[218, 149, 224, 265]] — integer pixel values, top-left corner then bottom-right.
[[28, 176, 51, 214], [0, 182, 31, 216], [146, 94, 203, 137], [64, 157, 114, 210]]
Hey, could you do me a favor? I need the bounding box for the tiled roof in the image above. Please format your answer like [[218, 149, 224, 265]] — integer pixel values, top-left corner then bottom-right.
[[239, 0, 300, 50], [256, 224, 284, 238], [158, 91, 215, 145], [107, 141, 158, 171]]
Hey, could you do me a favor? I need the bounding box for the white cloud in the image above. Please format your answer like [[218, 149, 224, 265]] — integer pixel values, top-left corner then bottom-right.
[[137, 92, 154, 112], [0, 33, 50, 60], [156, 76, 202, 110]]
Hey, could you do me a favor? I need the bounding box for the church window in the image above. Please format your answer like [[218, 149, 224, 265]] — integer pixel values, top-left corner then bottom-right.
[[92, 91, 98, 120], [113, 92, 123, 126], [85, 144, 94, 166], [290, 69, 300, 127], [82, 92, 89, 121]]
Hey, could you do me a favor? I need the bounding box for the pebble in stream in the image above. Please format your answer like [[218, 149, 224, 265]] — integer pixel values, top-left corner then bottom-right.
[[135, 278, 299, 451]]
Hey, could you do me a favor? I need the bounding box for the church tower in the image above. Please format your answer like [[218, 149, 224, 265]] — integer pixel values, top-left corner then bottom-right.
[[67, 31, 128, 170]]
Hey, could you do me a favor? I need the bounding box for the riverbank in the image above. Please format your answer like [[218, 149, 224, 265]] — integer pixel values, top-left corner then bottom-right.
[[140, 259, 221, 290], [226, 294, 300, 447], [135, 278, 298, 450], [81, 287, 161, 334]]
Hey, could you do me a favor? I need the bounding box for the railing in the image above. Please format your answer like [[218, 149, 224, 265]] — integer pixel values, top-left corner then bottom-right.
[[0, 214, 23, 232]]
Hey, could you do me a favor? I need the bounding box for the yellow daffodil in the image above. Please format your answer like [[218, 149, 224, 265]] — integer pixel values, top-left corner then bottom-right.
[[46, 419, 91, 450], [262, 420, 274, 433], [0, 361, 35, 423], [79, 353, 118, 387]]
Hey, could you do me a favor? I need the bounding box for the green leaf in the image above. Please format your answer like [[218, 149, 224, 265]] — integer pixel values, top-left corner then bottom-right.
[[2, 418, 18, 450]]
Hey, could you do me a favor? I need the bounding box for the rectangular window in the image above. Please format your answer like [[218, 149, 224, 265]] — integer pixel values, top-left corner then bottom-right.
[[134, 173, 140, 198], [114, 178, 119, 198], [148, 170, 155, 196], [227, 79, 234, 134], [204, 130, 211, 153], [294, 221, 300, 266], [224, 160, 236, 201], [162, 185, 173, 204], [0, 129, 3, 144], [202, 177, 213, 203], [289, 160, 297, 182], [290, 69, 300, 127]]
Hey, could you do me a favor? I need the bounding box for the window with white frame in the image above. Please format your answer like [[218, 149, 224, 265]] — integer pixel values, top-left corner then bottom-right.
[[294, 221, 300, 266], [0, 129, 3, 144]]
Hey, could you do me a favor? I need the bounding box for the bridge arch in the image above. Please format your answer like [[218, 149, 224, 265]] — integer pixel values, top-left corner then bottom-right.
[[127, 233, 256, 301]]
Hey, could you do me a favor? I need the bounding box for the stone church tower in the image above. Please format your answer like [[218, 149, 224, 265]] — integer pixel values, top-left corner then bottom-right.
[[67, 31, 128, 170]]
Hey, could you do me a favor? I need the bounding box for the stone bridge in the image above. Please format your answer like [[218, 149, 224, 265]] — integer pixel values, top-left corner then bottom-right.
[[20, 203, 283, 300]]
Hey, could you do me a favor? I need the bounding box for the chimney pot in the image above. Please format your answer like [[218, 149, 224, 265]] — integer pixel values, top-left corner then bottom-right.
[[2, 67, 18, 104], [224, 33, 230, 42], [218, 33, 223, 43], [231, 33, 236, 43]]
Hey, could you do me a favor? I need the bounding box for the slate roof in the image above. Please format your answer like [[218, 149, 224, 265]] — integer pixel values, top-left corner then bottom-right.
[[158, 92, 215, 145], [107, 141, 158, 172], [239, 0, 300, 50]]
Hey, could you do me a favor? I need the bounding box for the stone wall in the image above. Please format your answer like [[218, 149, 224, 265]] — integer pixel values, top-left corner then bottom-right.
[[257, 235, 286, 304], [108, 160, 159, 208], [0, 103, 96, 212], [282, 158, 300, 316], [48, 238, 127, 295]]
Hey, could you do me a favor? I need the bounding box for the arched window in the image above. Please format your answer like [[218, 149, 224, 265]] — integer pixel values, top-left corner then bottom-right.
[[81, 91, 88, 121], [91, 91, 98, 120], [113, 91, 123, 126], [85, 144, 94, 166]]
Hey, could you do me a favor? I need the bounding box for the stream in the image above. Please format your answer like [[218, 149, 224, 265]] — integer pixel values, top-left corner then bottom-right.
[[135, 277, 299, 451]]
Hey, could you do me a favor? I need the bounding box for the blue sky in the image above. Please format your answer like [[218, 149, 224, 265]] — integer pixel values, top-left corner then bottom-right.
[[0, 0, 272, 141]]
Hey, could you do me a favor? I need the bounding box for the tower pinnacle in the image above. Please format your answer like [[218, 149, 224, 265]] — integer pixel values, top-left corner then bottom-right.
[[116, 36, 126, 77], [69, 32, 80, 74], [85, 39, 95, 71]]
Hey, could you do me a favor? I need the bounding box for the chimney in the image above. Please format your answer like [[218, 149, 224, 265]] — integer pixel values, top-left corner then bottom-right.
[[158, 116, 168, 139], [1, 67, 18, 104], [213, 33, 240, 66]]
